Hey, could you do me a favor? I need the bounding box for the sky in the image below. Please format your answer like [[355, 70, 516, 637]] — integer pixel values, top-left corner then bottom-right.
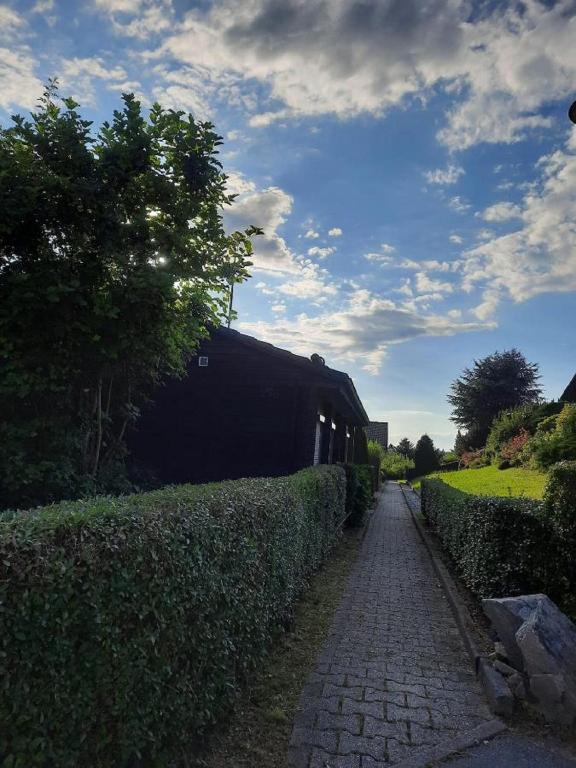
[[2, 0, 576, 448]]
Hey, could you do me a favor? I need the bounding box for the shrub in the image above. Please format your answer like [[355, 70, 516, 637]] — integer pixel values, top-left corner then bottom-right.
[[460, 448, 487, 469], [441, 451, 458, 465], [0, 465, 345, 768], [367, 440, 384, 490], [499, 427, 530, 465], [543, 461, 576, 541], [485, 402, 565, 465], [525, 403, 576, 469], [343, 464, 373, 526], [420, 479, 568, 604], [380, 451, 414, 480]]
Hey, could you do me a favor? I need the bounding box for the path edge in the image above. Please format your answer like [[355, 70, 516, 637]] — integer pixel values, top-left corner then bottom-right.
[[397, 483, 513, 723], [393, 717, 507, 768]]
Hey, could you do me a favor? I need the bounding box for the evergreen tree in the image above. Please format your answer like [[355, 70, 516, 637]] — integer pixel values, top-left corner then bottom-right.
[[396, 437, 415, 459], [448, 349, 541, 446], [414, 434, 440, 476]]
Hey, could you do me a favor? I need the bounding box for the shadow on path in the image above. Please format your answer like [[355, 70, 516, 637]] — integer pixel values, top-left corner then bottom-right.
[[289, 482, 493, 767]]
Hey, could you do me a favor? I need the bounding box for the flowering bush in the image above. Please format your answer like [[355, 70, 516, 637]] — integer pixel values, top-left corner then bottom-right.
[[460, 448, 487, 469], [500, 428, 530, 465]]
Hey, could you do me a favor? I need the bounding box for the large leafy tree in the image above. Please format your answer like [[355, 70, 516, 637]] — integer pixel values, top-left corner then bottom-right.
[[448, 349, 542, 447], [0, 83, 260, 508]]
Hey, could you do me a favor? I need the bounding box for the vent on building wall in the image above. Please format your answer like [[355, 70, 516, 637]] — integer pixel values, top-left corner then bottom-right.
[[198, 356, 209, 367]]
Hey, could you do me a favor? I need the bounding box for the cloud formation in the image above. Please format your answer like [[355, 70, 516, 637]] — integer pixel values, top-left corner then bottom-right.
[[145, 0, 576, 150], [463, 130, 576, 307], [425, 164, 464, 185], [225, 172, 299, 274], [240, 288, 492, 375]]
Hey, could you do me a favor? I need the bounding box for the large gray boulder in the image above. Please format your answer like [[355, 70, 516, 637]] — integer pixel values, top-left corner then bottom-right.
[[482, 594, 576, 725]]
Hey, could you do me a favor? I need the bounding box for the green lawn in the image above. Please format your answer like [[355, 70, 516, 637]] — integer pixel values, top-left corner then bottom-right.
[[414, 464, 548, 499]]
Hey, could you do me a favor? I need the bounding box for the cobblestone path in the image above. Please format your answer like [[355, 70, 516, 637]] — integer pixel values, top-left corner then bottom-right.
[[289, 482, 493, 767]]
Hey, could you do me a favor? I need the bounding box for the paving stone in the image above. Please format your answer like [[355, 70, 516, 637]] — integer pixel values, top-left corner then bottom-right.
[[360, 757, 388, 767], [387, 702, 431, 726], [364, 688, 406, 706], [386, 738, 411, 763], [363, 715, 409, 743], [316, 697, 342, 714], [287, 484, 492, 767], [310, 749, 361, 768], [341, 698, 385, 718], [291, 727, 339, 752], [288, 744, 312, 768], [338, 734, 387, 760], [325, 684, 364, 701], [408, 722, 440, 746], [317, 712, 361, 735]]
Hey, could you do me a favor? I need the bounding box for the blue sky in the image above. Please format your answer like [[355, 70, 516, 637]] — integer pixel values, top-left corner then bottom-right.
[[2, 0, 576, 448]]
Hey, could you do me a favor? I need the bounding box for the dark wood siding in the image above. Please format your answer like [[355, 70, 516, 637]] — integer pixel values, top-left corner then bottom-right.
[[128, 329, 369, 486], [130, 335, 316, 484]]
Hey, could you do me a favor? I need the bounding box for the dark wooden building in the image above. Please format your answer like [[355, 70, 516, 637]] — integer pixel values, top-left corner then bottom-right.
[[129, 327, 369, 486], [365, 421, 389, 452]]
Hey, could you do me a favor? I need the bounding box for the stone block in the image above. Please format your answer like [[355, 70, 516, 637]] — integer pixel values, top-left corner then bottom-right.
[[483, 593, 576, 725]]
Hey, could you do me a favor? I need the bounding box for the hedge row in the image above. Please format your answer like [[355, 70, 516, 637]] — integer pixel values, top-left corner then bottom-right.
[[421, 471, 575, 608], [0, 465, 346, 768], [343, 463, 374, 526]]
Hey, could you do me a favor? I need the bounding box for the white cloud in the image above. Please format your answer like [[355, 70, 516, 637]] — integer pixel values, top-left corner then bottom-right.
[[0, 47, 43, 111], [481, 201, 522, 222], [425, 164, 464, 185], [449, 195, 471, 214], [94, 0, 143, 11], [304, 229, 319, 239], [415, 272, 453, 295], [277, 262, 338, 300], [449, 234, 463, 244], [307, 246, 336, 259], [364, 242, 396, 264], [364, 253, 393, 265], [328, 227, 343, 237], [271, 302, 286, 313], [0, 9, 43, 112], [60, 57, 132, 105], [476, 228, 494, 242], [399, 259, 454, 272], [142, 0, 576, 151], [0, 6, 24, 31], [224, 174, 299, 275], [472, 288, 501, 321], [31, 0, 55, 12], [239, 288, 493, 376], [94, 0, 173, 38], [463, 130, 576, 302]]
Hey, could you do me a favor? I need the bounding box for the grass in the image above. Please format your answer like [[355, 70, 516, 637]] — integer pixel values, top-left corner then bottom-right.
[[188, 525, 362, 768], [413, 464, 548, 499]]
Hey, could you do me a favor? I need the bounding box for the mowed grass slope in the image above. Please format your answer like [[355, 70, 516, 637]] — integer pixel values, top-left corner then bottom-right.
[[417, 465, 548, 499]]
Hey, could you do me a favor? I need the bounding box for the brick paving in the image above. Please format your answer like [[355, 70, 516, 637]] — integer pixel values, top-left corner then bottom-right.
[[288, 482, 492, 767]]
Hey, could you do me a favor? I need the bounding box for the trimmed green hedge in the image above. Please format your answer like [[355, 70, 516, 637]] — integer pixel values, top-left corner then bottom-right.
[[420, 478, 567, 603], [0, 465, 346, 768], [343, 464, 374, 526]]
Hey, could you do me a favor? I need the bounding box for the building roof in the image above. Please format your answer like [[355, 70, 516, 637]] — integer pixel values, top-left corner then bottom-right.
[[560, 373, 576, 403], [365, 421, 389, 450], [211, 326, 370, 425]]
